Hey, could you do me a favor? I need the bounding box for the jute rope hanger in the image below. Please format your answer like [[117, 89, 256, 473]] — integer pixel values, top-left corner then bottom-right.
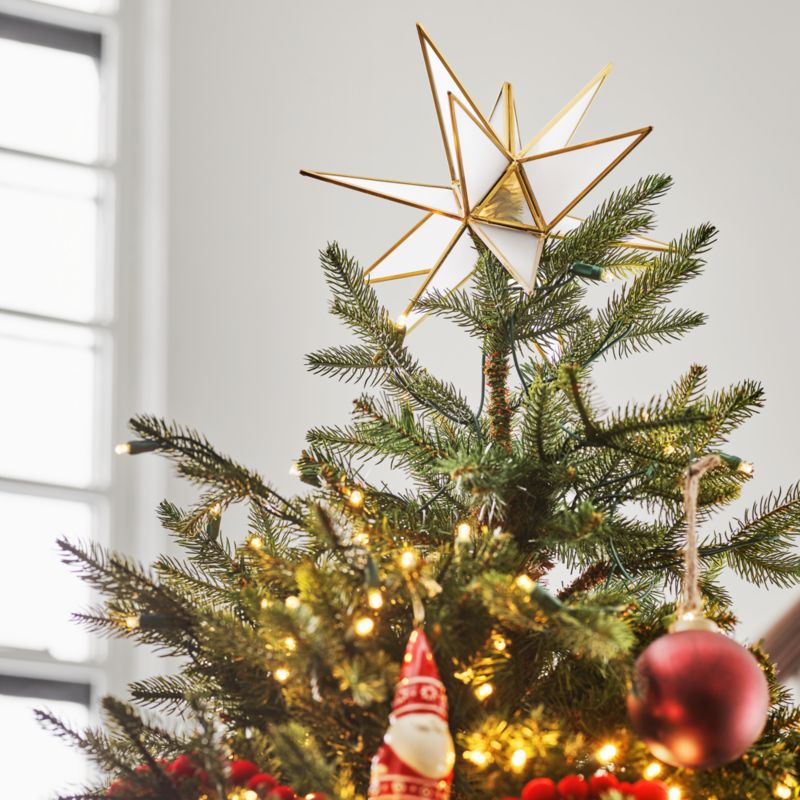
[[676, 453, 722, 628]]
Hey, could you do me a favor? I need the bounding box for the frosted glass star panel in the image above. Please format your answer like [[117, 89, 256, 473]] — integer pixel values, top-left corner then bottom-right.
[[367, 213, 462, 281], [0, 38, 99, 162], [0, 315, 100, 487], [522, 130, 649, 227], [419, 28, 489, 180], [488, 85, 521, 152], [302, 172, 461, 216], [471, 222, 544, 291], [450, 96, 510, 211], [0, 492, 94, 660], [0, 153, 100, 321], [0, 695, 89, 799], [522, 66, 611, 157]]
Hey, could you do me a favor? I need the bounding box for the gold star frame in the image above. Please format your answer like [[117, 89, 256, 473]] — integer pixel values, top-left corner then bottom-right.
[[301, 23, 667, 331]]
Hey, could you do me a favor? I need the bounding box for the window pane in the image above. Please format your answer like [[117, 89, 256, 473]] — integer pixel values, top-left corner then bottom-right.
[[37, 0, 118, 12], [0, 492, 93, 660], [0, 153, 100, 321], [0, 694, 89, 798], [0, 315, 100, 486], [0, 37, 99, 161]]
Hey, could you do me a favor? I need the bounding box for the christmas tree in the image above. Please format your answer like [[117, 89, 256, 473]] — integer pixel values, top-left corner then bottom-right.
[[39, 24, 799, 800]]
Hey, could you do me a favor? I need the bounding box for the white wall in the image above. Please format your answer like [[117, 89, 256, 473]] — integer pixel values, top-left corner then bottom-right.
[[165, 0, 800, 641]]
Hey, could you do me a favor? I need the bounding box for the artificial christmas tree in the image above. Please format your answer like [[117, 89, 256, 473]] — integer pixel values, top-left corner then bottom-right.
[[38, 23, 800, 800]]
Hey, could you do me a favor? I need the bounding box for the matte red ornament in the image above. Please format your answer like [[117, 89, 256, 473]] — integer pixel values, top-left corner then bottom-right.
[[631, 780, 668, 800], [168, 754, 197, 779], [228, 759, 261, 785], [588, 773, 619, 797], [627, 629, 769, 768], [521, 777, 558, 800], [557, 775, 588, 800], [616, 782, 635, 796]]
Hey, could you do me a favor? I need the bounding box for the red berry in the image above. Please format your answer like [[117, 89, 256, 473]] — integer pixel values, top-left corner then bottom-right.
[[271, 786, 297, 800], [631, 781, 668, 800], [558, 775, 589, 800], [169, 754, 197, 779], [247, 773, 278, 791], [589, 773, 619, 797], [229, 759, 261, 785], [107, 780, 128, 797], [617, 783, 636, 798], [521, 778, 558, 800]]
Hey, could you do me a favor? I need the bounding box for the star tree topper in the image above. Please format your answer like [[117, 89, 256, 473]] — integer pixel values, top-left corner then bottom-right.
[[302, 24, 661, 330]]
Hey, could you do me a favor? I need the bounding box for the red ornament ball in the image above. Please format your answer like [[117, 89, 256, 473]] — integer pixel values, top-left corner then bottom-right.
[[631, 780, 668, 800], [228, 759, 261, 785], [627, 629, 769, 769], [521, 777, 558, 800], [616, 782, 636, 797], [557, 774, 588, 800], [272, 786, 298, 800], [169, 754, 197, 779], [247, 772, 277, 791], [588, 773, 619, 797]]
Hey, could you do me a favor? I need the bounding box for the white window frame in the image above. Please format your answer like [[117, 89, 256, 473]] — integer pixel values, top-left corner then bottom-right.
[[0, 0, 169, 750]]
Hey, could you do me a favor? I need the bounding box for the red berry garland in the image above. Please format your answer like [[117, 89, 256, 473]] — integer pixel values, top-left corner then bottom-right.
[[106, 753, 321, 799], [519, 772, 673, 800]]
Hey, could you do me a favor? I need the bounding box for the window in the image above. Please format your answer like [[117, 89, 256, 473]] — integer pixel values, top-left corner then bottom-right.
[[0, 3, 118, 797]]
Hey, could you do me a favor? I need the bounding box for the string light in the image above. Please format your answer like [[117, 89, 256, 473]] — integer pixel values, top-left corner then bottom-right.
[[353, 532, 370, 546], [289, 462, 301, 476], [283, 636, 297, 651], [474, 683, 494, 700], [113, 440, 159, 455], [274, 667, 290, 683], [491, 634, 508, 652], [738, 460, 755, 476], [114, 442, 131, 455], [774, 784, 792, 800], [462, 750, 488, 767], [243, 791, 259, 800], [596, 743, 617, 764], [348, 488, 365, 508], [396, 313, 408, 330], [210, 502, 222, 517], [124, 615, 141, 630], [667, 788, 682, 800], [248, 535, 263, 550], [285, 596, 301, 610], [643, 762, 663, 780], [510, 748, 528, 770], [354, 616, 375, 637], [260, 598, 269, 609], [399, 549, 419, 570], [515, 574, 535, 592], [455, 520, 472, 542], [367, 587, 384, 609]]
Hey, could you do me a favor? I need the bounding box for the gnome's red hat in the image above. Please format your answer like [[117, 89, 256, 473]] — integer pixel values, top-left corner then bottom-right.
[[391, 629, 448, 721]]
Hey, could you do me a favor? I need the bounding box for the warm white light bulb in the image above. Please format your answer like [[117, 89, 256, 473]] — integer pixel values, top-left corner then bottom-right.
[[114, 442, 131, 455], [274, 667, 290, 683], [515, 574, 535, 592], [367, 588, 384, 609], [124, 615, 140, 629], [283, 636, 297, 651], [596, 743, 617, 763], [474, 683, 494, 700], [667, 788, 681, 800], [396, 313, 408, 329], [510, 749, 527, 770], [354, 616, 375, 637], [348, 488, 365, 508], [775, 784, 792, 800], [400, 549, 418, 570], [455, 520, 472, 542], [643, 762, 662, 780], [285, 595, 301, 610]]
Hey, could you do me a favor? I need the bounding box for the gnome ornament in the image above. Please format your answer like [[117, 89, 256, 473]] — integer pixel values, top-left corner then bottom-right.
[[369, 629, 455, 800]]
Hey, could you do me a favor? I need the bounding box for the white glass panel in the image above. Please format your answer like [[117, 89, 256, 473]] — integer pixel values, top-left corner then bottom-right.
[[419, 32, 486, 179], [487, 84, 522, 153], [38, 0, 118, 10], [0, 694, 89, 799], [406, 228, 475, 329], [522, 66, 610, 157], [475, 169, 535, 227], [523, 131, 645, 227], [0, 38, 99, 162], [0, 153, 99, 320], [471, 222, 544, 291], [0, 492, 93, 660], [304, 171, 460, 216], [0, 315, 99, 486], [366, 214, 461, 281], [450, 96, 509, 212]]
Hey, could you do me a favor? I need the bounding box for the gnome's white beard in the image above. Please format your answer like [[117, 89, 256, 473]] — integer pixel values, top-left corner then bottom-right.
[[384, 713, 455, 779]]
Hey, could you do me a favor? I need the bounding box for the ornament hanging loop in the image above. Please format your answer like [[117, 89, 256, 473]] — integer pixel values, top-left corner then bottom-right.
[[673, 453, 721, 633]]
